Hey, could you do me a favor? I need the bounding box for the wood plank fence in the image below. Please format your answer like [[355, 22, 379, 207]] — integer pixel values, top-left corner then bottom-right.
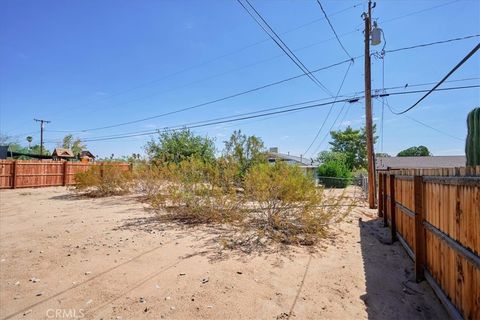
[[378, 167, 480, 320], [0, 160, 132, 189]]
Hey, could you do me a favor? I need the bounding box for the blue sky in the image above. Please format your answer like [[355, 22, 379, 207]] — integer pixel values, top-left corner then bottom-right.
[[1, 0, 479, 159]]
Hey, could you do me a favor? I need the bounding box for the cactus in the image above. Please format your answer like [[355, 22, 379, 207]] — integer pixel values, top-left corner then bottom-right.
[[465, 107, 480, 166]]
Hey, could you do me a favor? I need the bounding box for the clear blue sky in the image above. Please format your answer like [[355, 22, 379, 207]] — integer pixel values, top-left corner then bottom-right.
[[1, 0, 479, 158]]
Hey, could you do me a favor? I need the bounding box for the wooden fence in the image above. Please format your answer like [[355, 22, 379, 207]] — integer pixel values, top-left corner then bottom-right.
[[378, 167, 479, 320], [0, 160, 132, 189]]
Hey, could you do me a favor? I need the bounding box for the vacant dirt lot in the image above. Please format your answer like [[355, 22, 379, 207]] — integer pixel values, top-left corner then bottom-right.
[[0, 187, 446, 319]]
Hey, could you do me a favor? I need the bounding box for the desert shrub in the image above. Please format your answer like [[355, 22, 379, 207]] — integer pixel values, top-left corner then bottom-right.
[[133, 163, 173, 200], [223, 130, 266, 184], [317, 160, 352, 188], [150, 157, 243, 223], [244, 161, 350, 244], [74, 164, 132, 196]]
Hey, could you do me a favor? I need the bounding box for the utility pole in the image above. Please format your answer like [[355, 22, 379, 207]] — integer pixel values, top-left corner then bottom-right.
[[34, 118, 51, 157], [363, 1, 377, 209]]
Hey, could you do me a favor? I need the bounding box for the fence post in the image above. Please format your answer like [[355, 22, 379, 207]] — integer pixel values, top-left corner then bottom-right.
[[389, 174, 397, 242], [378, 173, 384, 217], [414, 175, 425, 282], [12, 160, 17, 189], [100, 162, 104, 178], [63, 161, 68, 186], [383, 173, 388, 227], [129, 163, 133, 173]]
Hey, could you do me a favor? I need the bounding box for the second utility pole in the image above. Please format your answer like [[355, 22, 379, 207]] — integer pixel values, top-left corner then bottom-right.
[[364, 1, 376, 209], [34, 118, 51, 157]]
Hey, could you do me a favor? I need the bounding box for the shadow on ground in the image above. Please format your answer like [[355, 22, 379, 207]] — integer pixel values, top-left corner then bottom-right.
[[359, 218, 447, 319], [113, 212, 306, 264]]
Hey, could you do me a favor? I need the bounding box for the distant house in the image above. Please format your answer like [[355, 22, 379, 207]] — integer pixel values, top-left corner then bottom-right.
[[52, 148, 75, 160], [376, 156, 466, 171], [79, 150, 95, 163], [267, 147, 320, 180]]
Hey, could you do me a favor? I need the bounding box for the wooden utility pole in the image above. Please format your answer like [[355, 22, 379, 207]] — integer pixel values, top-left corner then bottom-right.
[[364, 0, 377, 209], [34, 118, 51, 157]]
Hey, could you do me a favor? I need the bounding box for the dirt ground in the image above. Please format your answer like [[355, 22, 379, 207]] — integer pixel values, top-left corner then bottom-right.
[[0, 187, 447, 320]]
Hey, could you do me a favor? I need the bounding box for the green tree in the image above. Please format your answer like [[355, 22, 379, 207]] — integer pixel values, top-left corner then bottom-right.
[[61, 134, 86, 156], [316, 150, 352, 188], [316, 150, 348, 164], [328, 125, 377, 170], [223, 130, 266, 180], [145, 129, 215, 164], [397, 146, 431, 157], [26, 136, 33, 150], [30, 144, 50, 156], [375, 152, 390, 158]]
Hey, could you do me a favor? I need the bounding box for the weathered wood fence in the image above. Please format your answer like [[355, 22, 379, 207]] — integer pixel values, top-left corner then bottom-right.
[[0, 160, 132, 189], [378, 167, 479, 320]]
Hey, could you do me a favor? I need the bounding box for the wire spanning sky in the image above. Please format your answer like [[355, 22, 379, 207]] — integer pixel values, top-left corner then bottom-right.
[[1, 0, 479, 158]]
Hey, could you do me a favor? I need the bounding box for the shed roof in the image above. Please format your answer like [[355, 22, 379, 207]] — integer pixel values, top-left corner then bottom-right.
[[376, 156, 466, 170], [80, 150, 95, 158], [268, 152, 320, 167], [52, 148, 75, 158]]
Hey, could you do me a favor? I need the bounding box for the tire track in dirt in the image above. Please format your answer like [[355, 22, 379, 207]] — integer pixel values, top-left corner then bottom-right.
[[88, 250, 208, 318], [2, 236, 184, 320]]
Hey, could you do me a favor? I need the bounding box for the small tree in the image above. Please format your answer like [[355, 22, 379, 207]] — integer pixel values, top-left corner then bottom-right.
[[397, 146, 431, 157], [26, 136, 33, 150], [145, 129, 215, 164], [328, 125, 377, 170], [61, 134, 86, 156], [316, 151, 352, 188], [223, 130, 266, 181]]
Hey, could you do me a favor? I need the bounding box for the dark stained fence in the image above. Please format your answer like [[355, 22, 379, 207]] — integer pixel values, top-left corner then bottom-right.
[[378, 167, 479, 320], [0, 160, 131, 189]]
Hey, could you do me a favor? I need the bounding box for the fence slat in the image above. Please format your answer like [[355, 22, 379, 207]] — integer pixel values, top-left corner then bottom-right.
[[389, 174, 396, 243], [0, 160, 130, 188], [414, 175, 426, 282], [383, 167, 479, 319]]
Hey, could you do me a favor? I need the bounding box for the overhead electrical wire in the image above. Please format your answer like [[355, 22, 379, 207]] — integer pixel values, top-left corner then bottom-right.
[[316, 0, 354, 60], [237, 0, 333, 96], [49, 57, 355, 133], [303, 61, 353, 156], [379, 97, 463, 141], [384, 34, 479, 54], [44, 84, 479, 144], [8, 0, 465, 136], [390, 43, 480, 115], [44, 34, 480, 135]]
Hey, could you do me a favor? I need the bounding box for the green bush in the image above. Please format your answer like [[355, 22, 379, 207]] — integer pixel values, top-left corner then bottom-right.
[[149, 157, 242, 223], [244, 161, 348, 244], [317, 161, 352, 188], [74, 164, 132, 197]]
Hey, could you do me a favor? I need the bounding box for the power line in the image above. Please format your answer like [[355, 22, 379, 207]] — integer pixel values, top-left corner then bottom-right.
[[316, 0, 354, 60], [384, 34, 479, 54], [303, 61, 353, 156], [237, 0, 333, 96], [44, 84, 479, 144], [380, 97, 463, 141], [46, 36, 480, 134], [380, 0, 460, 24], [51, 58, 354, 133], [390, 43, 480, 115], [8, 0, 463, 135]]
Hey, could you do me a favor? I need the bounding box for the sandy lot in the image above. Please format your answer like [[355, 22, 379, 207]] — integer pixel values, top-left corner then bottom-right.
[[0, 187, 447, 320]]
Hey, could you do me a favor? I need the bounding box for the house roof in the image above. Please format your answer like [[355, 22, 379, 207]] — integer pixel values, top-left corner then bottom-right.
[[80, 150, 95, 158], [52, 148, 74, 158], [376, 156, 466, 170], [268, 152, 320, 167]]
